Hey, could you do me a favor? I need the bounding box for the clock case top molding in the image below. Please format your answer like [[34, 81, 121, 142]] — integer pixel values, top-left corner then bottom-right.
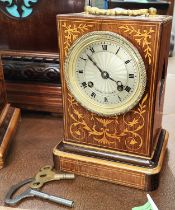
[[53, 13, 172, 190]]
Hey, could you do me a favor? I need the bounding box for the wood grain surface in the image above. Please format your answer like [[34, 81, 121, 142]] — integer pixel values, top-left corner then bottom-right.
[[0, 0, 85, 113], [1, 51, 62, 113], [0, 58, 7, 112], [0, 58, 21, 169]]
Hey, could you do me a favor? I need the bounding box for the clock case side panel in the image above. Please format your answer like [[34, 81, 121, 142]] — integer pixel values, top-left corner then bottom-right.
[[151, 19, 172, 154], [57, 19, 66, 140]]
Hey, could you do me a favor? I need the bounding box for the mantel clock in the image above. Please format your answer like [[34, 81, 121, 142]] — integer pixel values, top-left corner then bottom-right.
[[53, 9, 172, 190]]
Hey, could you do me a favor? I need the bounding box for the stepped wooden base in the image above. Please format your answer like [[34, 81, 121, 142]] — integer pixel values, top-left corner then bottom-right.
[[0, 104, 20, 169], [53, 129, 168, 191]]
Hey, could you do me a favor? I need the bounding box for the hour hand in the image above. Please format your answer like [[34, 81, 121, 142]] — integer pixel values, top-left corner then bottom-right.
[[108, 76, 124, 91], [117, 81, 124, 91]]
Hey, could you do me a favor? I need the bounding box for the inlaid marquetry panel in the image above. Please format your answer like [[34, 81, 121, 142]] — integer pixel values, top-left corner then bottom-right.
[[60, 157, 146, 189]]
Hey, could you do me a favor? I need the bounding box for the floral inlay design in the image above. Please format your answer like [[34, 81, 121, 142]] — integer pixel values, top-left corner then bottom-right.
[[67, 94, 148, 151], [62, 22, 93, 56], [119, 25, 155, 64], [0, 0, 39, 19]]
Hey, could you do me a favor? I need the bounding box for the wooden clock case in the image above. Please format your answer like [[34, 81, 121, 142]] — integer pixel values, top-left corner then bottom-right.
[[53, 13, 172, 190], [0, 58, 20, 169]]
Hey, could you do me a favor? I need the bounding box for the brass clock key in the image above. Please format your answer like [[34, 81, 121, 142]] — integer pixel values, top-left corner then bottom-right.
[[30, 165, 75, 189]]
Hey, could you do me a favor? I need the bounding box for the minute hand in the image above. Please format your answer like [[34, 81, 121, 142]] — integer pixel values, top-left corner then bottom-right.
[[87, 55, 103, 73]]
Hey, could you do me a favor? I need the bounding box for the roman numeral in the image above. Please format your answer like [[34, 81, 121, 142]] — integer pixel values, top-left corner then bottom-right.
[[78, 70, 83, 74], [129, 74, 134, 78], [82, 82, 87, 88], [102, 45, 107, 51], [91, 92, 96, 98], [125, 60, 131, 64], [80, 57, 87, 61], [118, 96, 122, 102], [89, 47, 95, 53], [115, 47, 120, 55], [125, 86, 131, 92], [104, 97, 108, 102]]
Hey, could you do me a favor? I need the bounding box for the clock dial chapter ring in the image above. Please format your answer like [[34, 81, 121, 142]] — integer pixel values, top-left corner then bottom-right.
[[86, 54, 124, 91], [64, 31, 146, 116]]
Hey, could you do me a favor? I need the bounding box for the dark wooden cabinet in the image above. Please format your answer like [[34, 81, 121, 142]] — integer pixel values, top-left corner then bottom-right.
[[0, 0, 85, 52], [1, 51, 62, 113], [0, 58, 20, 169], [0, 0, 85, 113]]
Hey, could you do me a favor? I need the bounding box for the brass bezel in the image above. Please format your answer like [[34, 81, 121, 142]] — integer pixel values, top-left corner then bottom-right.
[[65, 31, 146, 116]]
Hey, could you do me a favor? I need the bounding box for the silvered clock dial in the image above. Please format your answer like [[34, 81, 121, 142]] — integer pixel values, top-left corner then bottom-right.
[[65, 31, 146, 116]]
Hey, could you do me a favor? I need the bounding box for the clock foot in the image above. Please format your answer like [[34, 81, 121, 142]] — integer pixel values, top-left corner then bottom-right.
[[0, 104, 20, 169], [53, 129, 168, 191]]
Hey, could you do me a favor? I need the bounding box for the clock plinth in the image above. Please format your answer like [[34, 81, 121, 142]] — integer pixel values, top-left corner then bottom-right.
[[53, 13, 172, 190], [53, 129, 168, 191]]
